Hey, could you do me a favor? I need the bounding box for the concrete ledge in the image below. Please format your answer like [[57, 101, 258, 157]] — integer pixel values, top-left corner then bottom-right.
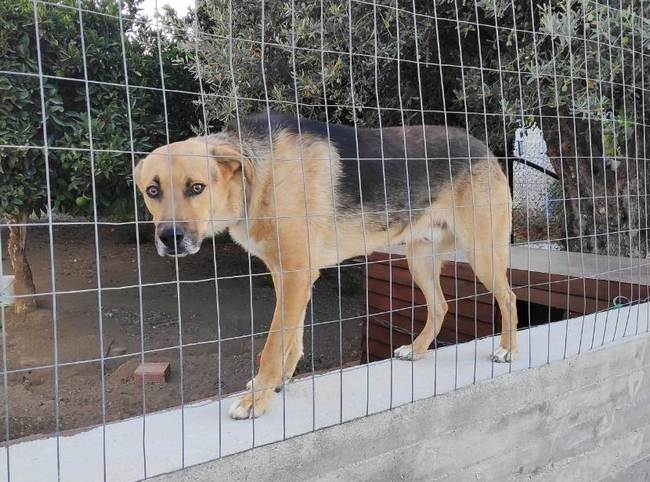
[[153, 331, 650, 481], [4, 306, 647, 481]]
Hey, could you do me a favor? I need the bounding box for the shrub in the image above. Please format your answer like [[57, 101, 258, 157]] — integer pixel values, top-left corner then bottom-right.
[[0, 0, 197, 311]]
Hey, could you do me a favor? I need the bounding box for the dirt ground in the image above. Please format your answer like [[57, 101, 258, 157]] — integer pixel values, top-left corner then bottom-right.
[[0, 223, 365, 441]]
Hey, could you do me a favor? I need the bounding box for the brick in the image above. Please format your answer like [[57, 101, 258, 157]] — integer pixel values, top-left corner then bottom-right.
[[134, 362, 170, 384]]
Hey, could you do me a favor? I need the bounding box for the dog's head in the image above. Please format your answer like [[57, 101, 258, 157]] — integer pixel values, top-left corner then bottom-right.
[[135, 138, 251, 257]]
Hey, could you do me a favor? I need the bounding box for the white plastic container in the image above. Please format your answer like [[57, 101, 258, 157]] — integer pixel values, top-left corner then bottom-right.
[[0, 275, 15, 307]]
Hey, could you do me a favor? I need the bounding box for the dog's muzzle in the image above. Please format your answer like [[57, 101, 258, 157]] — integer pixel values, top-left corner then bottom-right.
[[156, 224, 199, 257]]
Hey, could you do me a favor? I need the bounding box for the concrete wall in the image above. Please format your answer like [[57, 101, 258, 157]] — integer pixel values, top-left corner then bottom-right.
[[153, 334, 650, 482]]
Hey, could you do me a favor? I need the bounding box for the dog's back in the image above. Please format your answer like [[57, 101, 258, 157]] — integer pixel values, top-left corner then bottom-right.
[[227, 112, 498, 230]]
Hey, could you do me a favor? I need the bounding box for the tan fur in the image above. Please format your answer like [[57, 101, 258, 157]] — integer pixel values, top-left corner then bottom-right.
[[135, 128, 518, 419]]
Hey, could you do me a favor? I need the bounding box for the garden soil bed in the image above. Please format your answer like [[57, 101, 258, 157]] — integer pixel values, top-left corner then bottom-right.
[[0, 223, 365, 441]]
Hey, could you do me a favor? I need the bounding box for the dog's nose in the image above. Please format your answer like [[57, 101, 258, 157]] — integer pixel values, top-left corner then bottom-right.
[[158, 225, 185, 250]]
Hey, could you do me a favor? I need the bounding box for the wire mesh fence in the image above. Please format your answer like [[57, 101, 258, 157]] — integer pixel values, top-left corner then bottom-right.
[[0, 0, 648, 480]]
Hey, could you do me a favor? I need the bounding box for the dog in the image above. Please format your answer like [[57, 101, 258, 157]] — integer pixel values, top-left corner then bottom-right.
[[134, 112, 518, 419]]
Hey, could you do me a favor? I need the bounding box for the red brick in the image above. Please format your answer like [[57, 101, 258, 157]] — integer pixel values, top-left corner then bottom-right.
[[134, 362, 170, 384]]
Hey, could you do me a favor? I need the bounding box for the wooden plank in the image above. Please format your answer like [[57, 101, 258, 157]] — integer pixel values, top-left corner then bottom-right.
[[508, 270, 608, 300], [371, 256, 650, 302], [367, 263, 414, 286], [372, 310, 496, 339], [440, 262, 477, 282], [366, 313, 425, 334], [374, 246, 650, 285], [439, 277, 493, 301], [367, 291, 428, 320], [366, 277, 426, 305], [364, 249, 650, 362], [362, 320, 473, 357], [364, 317, 477, 347], [512, 285, 609, 314], [366, 277, 495, 308], [368, 264, 493, 302], [507, 269, 650, 301], [367, 253, 407, 269], [369, 261, 479, 286], [367, 290, 496, 322]]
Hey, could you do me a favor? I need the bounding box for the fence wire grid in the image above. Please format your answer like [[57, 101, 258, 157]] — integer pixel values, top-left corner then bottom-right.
[[0, 0, 649, 480]]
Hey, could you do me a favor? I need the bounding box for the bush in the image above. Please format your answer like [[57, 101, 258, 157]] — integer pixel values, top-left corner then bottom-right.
[[0, 0, 198, 310], [1, 0, 197, 220]]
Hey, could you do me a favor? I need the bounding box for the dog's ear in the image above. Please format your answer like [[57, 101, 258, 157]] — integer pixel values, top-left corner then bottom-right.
[[209, 144, 255, 186], [133, 157, 144, 188]]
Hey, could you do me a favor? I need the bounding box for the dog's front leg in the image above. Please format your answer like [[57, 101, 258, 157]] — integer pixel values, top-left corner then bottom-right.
[[229, 268, 315, 419]]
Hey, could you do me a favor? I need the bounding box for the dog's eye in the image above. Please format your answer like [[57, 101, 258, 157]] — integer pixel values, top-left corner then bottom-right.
[[146, 185, 160, 199], [190, 183, 205, 196]]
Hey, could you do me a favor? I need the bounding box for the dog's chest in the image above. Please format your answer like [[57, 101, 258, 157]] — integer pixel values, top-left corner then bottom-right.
[[228, 224, 267, 259]]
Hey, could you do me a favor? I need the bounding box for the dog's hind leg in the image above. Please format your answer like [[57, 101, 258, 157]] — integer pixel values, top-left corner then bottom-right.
[[454, 163, 519, 362], [467, 243, 518, 362], [394, 239, 449, 360]]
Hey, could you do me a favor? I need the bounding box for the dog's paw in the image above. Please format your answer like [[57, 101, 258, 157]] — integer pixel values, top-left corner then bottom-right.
[[247, 377, 287, 393], [229, 387, 275, 420], [228, 398, 255, 420], [491, 346, 514, 363], [394, 344, 422, 360]]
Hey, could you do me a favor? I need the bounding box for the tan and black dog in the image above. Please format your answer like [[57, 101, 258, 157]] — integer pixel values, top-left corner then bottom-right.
[[134, 112, 518, 419]]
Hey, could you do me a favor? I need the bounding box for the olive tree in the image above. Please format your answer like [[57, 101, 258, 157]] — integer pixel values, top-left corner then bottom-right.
[[181, 0, 648, 256], [178, 0, 463, 129], [458, 0, 649, 256]]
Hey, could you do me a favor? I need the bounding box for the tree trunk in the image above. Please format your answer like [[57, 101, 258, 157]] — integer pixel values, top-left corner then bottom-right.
[[6, 214, 37, 313], [545, 118, 648, 259]]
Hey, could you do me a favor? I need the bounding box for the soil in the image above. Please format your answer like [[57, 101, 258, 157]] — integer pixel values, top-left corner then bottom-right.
[[0, 223, 365, 441]]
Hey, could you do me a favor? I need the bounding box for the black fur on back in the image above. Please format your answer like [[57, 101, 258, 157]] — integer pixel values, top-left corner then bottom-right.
[[227, 112, 495, 230]]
